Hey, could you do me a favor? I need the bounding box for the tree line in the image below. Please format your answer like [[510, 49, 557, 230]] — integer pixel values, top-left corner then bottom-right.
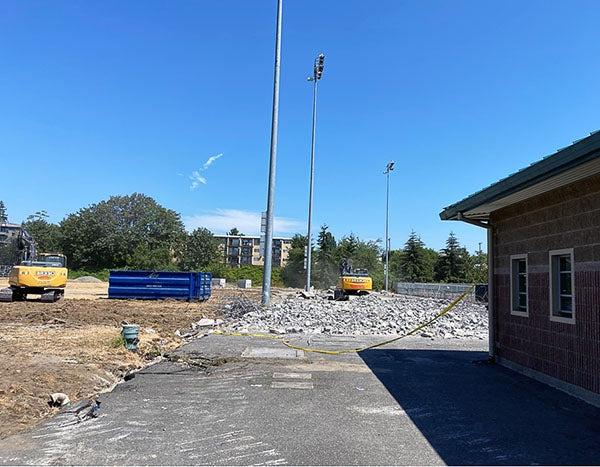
[[1, 194, 486, 287], [2, 194, 221, 273], [282, 227, 487, 290]]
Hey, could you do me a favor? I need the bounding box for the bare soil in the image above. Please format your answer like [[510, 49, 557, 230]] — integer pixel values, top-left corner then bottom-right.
[[0, 280, 259, 438]]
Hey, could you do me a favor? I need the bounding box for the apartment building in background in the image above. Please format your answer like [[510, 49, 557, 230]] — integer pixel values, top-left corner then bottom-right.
[[215, 235, 293, 268]]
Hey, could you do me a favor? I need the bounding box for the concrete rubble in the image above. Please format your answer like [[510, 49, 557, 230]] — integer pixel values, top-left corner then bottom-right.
[[224, 292, 488, 339]]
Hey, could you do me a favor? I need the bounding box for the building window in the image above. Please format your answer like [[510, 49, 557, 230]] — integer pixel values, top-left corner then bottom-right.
[[549, 249, 575, 323], [240, 256, 252, 265], [510, 254, 528, 316]]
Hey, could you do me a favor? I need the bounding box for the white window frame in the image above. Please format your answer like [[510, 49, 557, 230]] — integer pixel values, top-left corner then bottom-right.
[[510, 254, 529, 317], [549, 248, 575, 324]]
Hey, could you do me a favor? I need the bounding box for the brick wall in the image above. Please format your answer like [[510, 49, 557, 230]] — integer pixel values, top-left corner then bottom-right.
[[491, 173, 600, 394]]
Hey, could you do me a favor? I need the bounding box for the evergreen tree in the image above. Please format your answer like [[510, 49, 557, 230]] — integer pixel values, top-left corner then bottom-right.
[[335, 233, 360, 260], [316, 225, 336, 259], [434, 232, 470, 283], [313, 225, 338, 288], [281, 234, 308, 288], [422, 247, 439, 282], [388, 249, 404, 284], [467, 243, 488, 283], [227, 227, 243, 236], [399, 230, 429, 282], [0, 201, 7, 223]]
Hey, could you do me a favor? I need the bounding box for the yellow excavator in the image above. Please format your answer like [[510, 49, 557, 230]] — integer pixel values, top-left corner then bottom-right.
[[334, 259, 373, 300], [0, 224, 68, 302]]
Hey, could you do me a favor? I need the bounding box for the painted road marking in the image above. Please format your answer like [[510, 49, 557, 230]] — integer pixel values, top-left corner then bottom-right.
[[241, 347, 305, 360], [270, 381, 314, 390], [272, 372, 312, 380]]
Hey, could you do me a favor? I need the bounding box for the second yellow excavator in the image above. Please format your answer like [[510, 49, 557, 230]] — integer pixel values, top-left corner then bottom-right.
[[334, 259, 373, 300]]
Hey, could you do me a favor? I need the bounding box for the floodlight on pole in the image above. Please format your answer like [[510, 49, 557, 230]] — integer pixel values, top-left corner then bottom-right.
[[384, 160, 395, 292], [305, 52, 325, 292], [261, 0, 283, 306]]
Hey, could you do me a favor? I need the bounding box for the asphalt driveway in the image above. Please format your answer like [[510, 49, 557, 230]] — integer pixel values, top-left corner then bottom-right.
[[1, 335, 599, 465]]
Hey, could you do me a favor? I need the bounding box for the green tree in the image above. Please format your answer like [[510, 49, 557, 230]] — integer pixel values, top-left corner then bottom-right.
[[61, 193, 186, 270], [180, 228, 221, 271], [227, 227, 243, 236], [0, 201, 7, 223], [466, 244, 488, 283], [22, 211, 62, 253], [127, 243, 176, 271], [434, 232, 470, 283], [421, 247, 439, 282], [399, 231, 431, 282], [335, 233, 360, 261], [313, 225, 338, 288], [281, 234, 307, 288], [335, 234, 384, 289], [388, 249, 404, 284]]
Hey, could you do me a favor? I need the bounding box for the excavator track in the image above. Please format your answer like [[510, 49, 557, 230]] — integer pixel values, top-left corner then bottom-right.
[[0, 287, 14, 302], [41, 290, 63, 303]]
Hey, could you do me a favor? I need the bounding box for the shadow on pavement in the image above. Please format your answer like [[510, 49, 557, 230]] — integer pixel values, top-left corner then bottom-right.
[[358, 348, 600, 465]]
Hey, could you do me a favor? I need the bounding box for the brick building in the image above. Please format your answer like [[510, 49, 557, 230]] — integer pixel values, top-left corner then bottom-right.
[[214, 234, 292, 268], [440, 130, 600, 405]]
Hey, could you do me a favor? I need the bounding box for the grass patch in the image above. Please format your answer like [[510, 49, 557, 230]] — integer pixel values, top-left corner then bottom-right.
[[109, 335, 125, 348]]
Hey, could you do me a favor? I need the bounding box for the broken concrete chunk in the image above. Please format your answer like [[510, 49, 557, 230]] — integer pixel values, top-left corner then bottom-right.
[[300, 289, 315, 299], [222, 291, 488, 340], [48, 393, 70, 407], [196, 318, 224, 327]]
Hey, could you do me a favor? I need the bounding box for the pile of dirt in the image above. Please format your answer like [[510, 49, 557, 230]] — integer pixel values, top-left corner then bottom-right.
[[70, 276, 104, 283]]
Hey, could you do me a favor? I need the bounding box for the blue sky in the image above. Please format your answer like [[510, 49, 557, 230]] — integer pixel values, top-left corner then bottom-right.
[[1, 1, 599, 253]]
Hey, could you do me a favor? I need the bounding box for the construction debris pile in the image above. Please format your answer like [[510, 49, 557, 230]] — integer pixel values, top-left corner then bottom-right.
[[224, 292, 488, 339]]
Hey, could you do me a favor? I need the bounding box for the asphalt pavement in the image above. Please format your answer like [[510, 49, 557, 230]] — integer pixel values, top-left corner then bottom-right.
[[1, 334, 600, 465]]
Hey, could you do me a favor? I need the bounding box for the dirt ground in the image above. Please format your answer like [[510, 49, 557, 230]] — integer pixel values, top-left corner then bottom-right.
[[0, 280, 259, 439]]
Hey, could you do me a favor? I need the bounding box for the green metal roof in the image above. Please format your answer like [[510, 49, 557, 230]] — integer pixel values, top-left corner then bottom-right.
[[440, 130, 600, 221]]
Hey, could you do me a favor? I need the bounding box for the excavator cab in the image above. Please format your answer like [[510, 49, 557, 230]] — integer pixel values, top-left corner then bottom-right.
[[25, 253, 67, 268]]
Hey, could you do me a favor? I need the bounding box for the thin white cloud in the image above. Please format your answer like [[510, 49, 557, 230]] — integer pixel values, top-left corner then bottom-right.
[[189, 170, 207, 189], [183, 209, 303, 236], [203, 153, 223, 170], [187, 153, 223, 190]]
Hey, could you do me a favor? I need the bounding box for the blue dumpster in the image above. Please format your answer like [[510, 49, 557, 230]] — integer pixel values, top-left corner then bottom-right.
[[108, 270, 212, 301]]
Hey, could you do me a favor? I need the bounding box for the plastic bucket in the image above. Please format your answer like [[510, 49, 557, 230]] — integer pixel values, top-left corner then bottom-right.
[[121, 324, 140, 351]]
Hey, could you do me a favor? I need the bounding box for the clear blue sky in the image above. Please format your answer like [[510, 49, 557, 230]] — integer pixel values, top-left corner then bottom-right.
[[2, 0, 599, 253]]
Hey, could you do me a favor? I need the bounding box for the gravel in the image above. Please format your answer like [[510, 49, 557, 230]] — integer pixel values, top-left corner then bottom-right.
[[224, 292, 488, 340]]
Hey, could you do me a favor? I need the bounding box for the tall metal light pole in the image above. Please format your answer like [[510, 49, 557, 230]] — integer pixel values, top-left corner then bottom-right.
[[384, 161, 395, 292], [261, 0, 283, 306], [305, 53, 325, 292]]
